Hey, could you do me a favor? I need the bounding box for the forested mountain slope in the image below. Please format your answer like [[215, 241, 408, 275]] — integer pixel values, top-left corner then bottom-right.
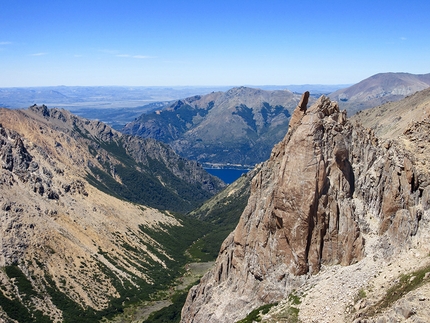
[[123, 87, 311, 166], [0, 105, 224, 322]]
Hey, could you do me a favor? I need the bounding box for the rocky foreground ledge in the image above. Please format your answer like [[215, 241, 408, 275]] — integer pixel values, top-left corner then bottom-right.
[[180, 95, 430, 323]]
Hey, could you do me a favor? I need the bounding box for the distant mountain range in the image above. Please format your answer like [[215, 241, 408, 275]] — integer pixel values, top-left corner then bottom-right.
[[122, 87, 310, 167], [2, 72, 429, 168], [330, 72, 430, 114], [0, 85, 346, 110], [122, 72, 430, 167], [0, 85, 345, 131], [0, 86, 236, 109]]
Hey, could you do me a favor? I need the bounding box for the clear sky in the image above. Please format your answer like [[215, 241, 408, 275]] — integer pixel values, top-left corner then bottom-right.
[[1, 0, 429, 87]]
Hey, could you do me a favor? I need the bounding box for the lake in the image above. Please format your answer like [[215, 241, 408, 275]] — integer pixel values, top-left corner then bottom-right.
[[205, 168, 249, 184]]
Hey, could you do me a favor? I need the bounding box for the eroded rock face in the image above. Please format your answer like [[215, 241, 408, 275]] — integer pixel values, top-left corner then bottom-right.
[[0, 106, 226, 321], [181, 95, 425, 323]]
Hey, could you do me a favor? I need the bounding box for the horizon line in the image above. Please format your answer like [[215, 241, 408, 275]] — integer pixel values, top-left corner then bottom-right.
[[0, 83, 353, 89]]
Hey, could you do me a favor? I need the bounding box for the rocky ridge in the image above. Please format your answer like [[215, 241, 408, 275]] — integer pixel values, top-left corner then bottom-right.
[[0, 105, 223, 322], [181, 93, 430, 322], [20, 105, 225, 211], [0, 120, 175, 321]]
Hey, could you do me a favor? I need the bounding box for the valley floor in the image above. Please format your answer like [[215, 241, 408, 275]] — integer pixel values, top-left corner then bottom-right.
[[106, 261, 215, 323]]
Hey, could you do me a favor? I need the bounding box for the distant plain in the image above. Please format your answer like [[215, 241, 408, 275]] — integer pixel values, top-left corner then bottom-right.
[[0, 84, 348, 129]]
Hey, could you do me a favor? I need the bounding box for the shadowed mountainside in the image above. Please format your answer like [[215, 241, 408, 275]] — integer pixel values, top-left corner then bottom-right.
[[20, 105, 225, 212], [122, 87, 313, 166]]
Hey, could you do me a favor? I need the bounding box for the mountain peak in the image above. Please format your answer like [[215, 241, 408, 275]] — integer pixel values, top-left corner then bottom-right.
[[123, 87, 306, 166], [181, 92, 429, 322], [330, 72, 430, 114]]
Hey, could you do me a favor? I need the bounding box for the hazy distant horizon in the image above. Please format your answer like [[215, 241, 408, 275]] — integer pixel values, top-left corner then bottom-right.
[[0, 83, 349, 110], [0, 83, 351, 90]]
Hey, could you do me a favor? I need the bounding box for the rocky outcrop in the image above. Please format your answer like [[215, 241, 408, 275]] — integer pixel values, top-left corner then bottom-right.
[[181, 95, 428, 322], [297, 90, 309, 111], [0, 123, 59, 198]]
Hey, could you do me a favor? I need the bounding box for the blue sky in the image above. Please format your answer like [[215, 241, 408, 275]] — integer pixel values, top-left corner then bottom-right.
[[1, 0, 429, 87]]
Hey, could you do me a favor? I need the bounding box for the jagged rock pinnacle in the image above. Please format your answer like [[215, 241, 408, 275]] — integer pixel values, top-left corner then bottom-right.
[[181, 95, 426, 323]]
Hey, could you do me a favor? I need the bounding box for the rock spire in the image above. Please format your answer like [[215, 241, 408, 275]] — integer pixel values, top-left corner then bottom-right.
[[181, 95, 425, 322]]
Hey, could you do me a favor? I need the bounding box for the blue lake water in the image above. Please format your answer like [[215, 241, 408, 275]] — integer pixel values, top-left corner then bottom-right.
[[205, 168, 249, 184]]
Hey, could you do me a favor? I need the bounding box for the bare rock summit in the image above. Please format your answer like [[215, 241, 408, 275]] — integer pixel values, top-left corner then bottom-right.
[[181, 94, 429, 322]]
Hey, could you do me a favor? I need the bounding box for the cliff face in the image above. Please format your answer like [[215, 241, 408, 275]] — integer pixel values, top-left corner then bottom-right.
[[181, 95, 429, 322]]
